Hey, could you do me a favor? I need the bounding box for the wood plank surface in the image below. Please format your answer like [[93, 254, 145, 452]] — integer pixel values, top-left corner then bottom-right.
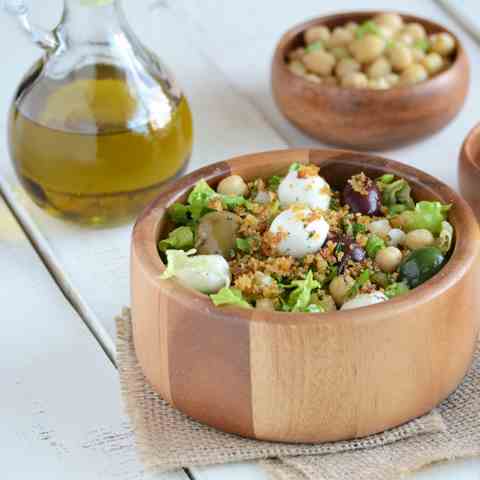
[[0, 196, 187, 479]]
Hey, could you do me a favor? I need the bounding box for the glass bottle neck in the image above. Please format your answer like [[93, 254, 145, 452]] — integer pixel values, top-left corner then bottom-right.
[[59, 0, 125, 43]]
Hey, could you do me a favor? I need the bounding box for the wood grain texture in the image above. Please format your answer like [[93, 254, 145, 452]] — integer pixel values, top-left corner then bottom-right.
[[272, 12, 470, 150], [459, 123, 480, 220], [131, 149, 480, 443], [0, 197, 186, 480]]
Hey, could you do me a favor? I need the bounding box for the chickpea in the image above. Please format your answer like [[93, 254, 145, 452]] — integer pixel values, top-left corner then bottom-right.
[[421, 52, 444, 75], [367, 57, 392, 79], [411, 47, 426, 63], [288, 60, 307, 76], [341, 71, 368, 89], [350, 34, 386, 63], [330, 46, 350, 60], [375, 247, 403, 273], [403, 22, 426, 41], [335, 57, 361, 78], [305, 73, 322, 84], [217, 175, 248, 197], [404, 229, 435, 250], [386, 72, 400, 87], [256, 298, 276, 311], [329, 276, 351, 306], [374, 13, 404, 32], [430, 32, 456, 56], [377, 26, 394, 39], [346, 21, 359, 34], [303, 50, 336, 76], [395, 31, 415, 46], [400, 63, 428, 86], [329, 26, 354, 48], [305, 25, 331, 45], [368, 77, 390, 90], [388, 43, 413, 71], [288, 47, 306, 61]]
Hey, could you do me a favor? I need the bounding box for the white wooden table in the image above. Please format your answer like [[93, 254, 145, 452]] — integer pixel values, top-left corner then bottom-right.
[[1, 1, 479, 478]]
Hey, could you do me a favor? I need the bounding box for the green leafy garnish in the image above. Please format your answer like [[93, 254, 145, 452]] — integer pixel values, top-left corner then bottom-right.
[[347, 269, 371, 298], [396, 201, 451, 235], [377, 173, 395, 185], [222, 194, 247, 210], [436, 221, 454, 254], [210, 288, 252, 309], [353, 223, 367, 236], [381, 179, 415, 211], [285, 271, 320, 312], [158, 226, 194, 252], [385, 282, 410, 299], [366, 234, 386, 258], [305, 41, 323, 53], [413, 38, 430, 52], [356, 20, 382, 38], [289, 162, 301, 172], [268, 175, 283, 192], [236, 237, 253, 253], [168, 203, 191, 225]]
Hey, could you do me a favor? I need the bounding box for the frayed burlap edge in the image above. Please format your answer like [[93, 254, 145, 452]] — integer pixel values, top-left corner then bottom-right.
[[115, 308, 457, 478]]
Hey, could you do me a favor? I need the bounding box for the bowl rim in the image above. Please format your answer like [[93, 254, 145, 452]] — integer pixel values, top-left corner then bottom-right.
[[462, 122, 480, 170], [132, 148, 480, 326], [274, 10, 467, 95]]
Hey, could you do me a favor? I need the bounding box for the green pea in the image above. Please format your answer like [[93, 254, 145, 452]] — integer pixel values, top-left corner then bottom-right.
[[398, 247, 445, 289]]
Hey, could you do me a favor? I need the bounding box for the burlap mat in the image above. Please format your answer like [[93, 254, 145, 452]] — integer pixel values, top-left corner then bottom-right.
[[116, 309, 480, 479]]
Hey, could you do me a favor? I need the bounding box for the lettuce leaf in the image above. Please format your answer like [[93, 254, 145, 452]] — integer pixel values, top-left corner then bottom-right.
[[385, 281, 410, 299], [366, 234, 385, 258], [210, 287, 252, 309], [397, 201, 451, 235], [381, 178, 415, 211], [158, 226, 194, 252], [286, 271, 320, 312]]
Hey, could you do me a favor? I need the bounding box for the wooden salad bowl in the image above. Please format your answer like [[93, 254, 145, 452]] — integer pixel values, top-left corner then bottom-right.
[[459, 123, 480, 221], [271, 12, 470, 150], [131, 149, 480, 443]]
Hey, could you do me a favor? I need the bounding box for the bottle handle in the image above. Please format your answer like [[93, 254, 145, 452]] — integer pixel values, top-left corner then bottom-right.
[[3, 0, 58, 51]]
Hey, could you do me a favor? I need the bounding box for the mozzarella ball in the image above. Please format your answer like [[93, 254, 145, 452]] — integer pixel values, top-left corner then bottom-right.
[[341, 72, 368, 89], [305, 25, 331, 45], [430, 32, 456, 56], [375, 246, 403, 273], [388, 43, 413, 71], [421, 52, 444, 74], [367, 57, 392, 79], [335, 57, 361, 78], [329, 26, 354, 47], [164, 251, 231, 294], [374, 13, 404, 32], [269, 208, 329, 258], [400, 63, 428, 85], [341, 292, 388, 310], [350, 34, 386, 63], [278, 169, 331, 210], [217, 175, 248, 196], [303, 50, 336, 76]]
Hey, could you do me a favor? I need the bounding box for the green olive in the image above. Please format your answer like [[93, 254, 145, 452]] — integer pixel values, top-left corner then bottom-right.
[[398, 247, 445, 288], [195, 211, 241, 257]]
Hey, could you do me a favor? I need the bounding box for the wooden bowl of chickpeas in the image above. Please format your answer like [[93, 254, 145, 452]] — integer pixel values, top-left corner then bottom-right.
[[272, 11, 469, 150]]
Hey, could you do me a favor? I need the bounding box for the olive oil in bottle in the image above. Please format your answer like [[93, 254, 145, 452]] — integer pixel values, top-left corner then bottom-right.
[[9, 63, 193, 225], [6, 0, 193, 226]]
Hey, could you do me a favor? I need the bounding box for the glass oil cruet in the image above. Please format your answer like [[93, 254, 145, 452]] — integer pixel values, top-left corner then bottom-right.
[[5, 0, 193, 225]]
